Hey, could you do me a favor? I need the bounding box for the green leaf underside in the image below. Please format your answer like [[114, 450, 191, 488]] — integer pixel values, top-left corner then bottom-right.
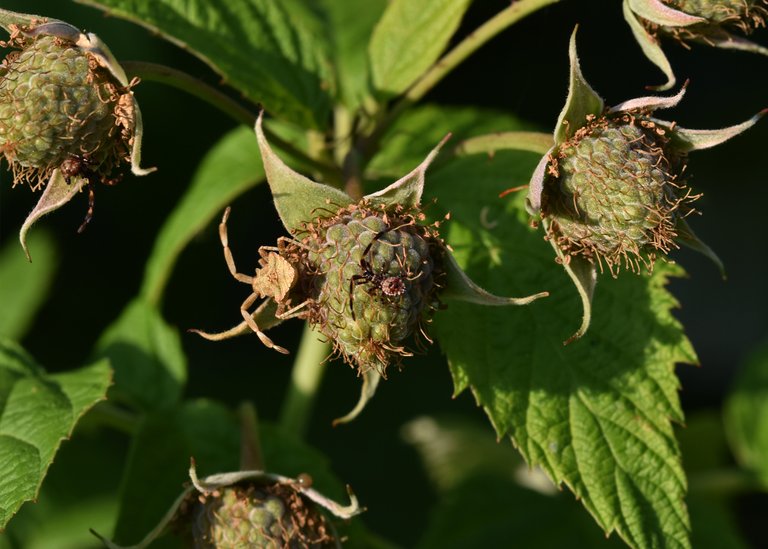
[[76, 0, 332, 129], [555, 29, 604, 144], [0, 231, 57, 340], [141, 126, 265, 305], [0, 340, 111, 530], [93, 299, 187, 412], [428, 148, 695, 548], [113, 400, 346, 545], [256, 113, 352, 234], [369, 0, 472, 97], [724, 342, 768, 487]]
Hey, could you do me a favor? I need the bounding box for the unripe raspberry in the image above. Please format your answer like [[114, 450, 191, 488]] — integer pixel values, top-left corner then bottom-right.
[[664, 0, 767, 28], [0, 29, 134, 189], [303, 203, 443, 374], [541, 112, 690, 274], [190, 483, 333, 548]]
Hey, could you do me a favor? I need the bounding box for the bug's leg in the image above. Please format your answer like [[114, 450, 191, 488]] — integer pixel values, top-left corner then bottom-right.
[[240, 293, 289, 354], [220, 207, 254, 285], [77, 180, 97, 234], [277, 299, 312, 320]]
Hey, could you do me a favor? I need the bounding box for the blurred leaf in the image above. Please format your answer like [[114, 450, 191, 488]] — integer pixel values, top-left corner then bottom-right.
[[689, 497, 749, 549], [317, 0, 387, 110], [429, 146, 695, 548], [76, 0, 333, 128], [367, 104, 534, 179], [93, 300, 186, 412], [112, 399, 240, 545], [4, 428, 127, 549], [140, 126, 265, 305], [401, 415, 526, 493], [724, 341, 768, 487], [113, 401, 350, 545], [369, 0, 472, 97], [677, 411, 730, 474], [417, 474, 622, 549], [0, 231, 57, 340], [0, 339, 111, 530]]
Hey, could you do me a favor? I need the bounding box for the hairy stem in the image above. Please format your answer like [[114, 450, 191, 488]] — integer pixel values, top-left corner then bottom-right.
[[279, 325, 331, 438], [363, 0, 561, 158], [121, 61, 338, 181]]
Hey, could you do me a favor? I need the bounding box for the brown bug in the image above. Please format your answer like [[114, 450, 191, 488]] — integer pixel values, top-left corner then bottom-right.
[[59, 154, 122, 233], [192, 207, 311, 354]]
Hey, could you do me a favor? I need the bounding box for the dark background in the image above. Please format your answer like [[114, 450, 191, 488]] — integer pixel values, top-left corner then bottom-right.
[[1, 0, 766, 546]]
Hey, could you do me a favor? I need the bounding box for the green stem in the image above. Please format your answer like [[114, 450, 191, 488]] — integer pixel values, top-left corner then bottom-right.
[[121, 61, 339, 181], [688, 468, 761, 496], [85, 401, 140, 435], [364, 0, 561, 157], [279, 324, 331, 439], [238, 402, 265, 470]]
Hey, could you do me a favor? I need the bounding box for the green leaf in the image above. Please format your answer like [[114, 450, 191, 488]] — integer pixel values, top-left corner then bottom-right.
[[76, 0, 333, 129], [554, 28, 604, 144], [369, 0, 472, 97], [317, 0, 387, 110], [724, 341, 768, 487], [256, 113, 352, 234], [112, 400, 240, 544], [0, 339, 111, 531], [92, 299, 186, 412], [0, 231, 57, 340], [417, 475, 623, 549], [140, 126, 265, 305], [429, 149, 696, 549], [367, 104, 535, 179], [0, 7, 42, 32]]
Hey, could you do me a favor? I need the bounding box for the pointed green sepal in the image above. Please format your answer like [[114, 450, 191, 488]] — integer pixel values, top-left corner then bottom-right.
[[255, 112, 352, 234], [627, 0, 705, 27], [554, 27, 604, 144], [552, 239, 597, 345], [453, 131, 554, 158], [668, 109, 767, 152], [525, 146, 555, 215], [332, 369, 382, 426], [20, 171, 86, 262], [676, 217, 725, 278], [622, 0, 677, 91], [609, 82, 686, 113], [365, 133, 451, 209], [441, 248, 549, 306], [708, 34, 768, 57]]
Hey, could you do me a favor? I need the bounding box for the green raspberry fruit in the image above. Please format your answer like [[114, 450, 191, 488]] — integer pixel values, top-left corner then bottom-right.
[[190, 482, 333, 548], [541, 112, 693, 274], [303, 203, 444, 374], [0, 32, 132, 188], [665, 0, 767, 26]]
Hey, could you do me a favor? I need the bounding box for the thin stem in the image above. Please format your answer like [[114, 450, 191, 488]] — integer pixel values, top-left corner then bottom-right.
[[364, 0, 561, 157], [84, 401, 140, 435], [238, 402, 265, 471], [279, 324, 331, 439], [121, 61, 339, 182]]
